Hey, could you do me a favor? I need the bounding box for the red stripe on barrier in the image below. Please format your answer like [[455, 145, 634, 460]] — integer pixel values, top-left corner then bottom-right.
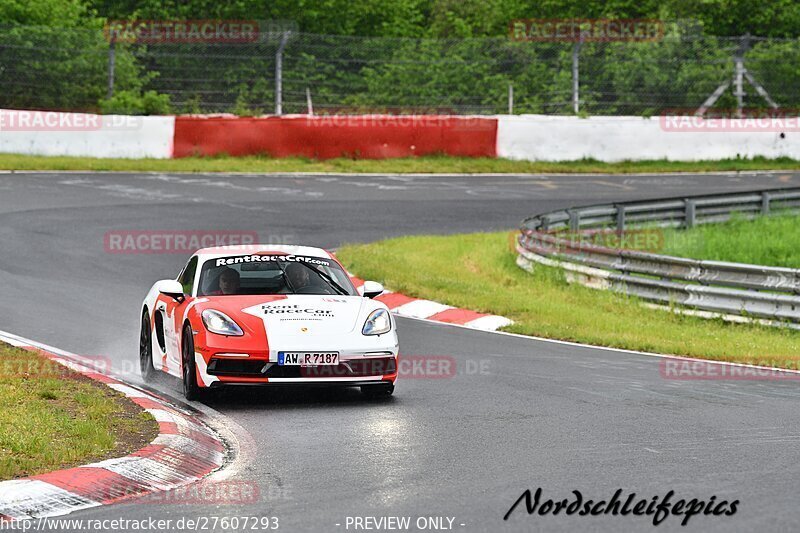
[[173, 115, 497, 159], [426, 308, 487, 325]]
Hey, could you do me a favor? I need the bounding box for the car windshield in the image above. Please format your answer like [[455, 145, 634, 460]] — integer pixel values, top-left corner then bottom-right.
[[197, 254, 357, 296]]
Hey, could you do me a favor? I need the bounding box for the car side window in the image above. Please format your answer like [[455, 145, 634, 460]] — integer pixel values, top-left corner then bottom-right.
[[178, 256, 198, 295]]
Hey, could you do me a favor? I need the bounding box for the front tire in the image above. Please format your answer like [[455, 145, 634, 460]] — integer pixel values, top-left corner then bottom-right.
[[181, 325, 203, 401], [139, 313, 156, 381], [361, 382, 394, 398]]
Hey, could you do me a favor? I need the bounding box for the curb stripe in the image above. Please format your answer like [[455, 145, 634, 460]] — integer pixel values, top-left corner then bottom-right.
[[374, 292, 416, 309], [32, 468, 146, 505], [391, 299, 452, 319], [0, 330, 227, 520], [0, 480, 100, 520], [346, 274, 513, 332], [427, 308, 486, 324]]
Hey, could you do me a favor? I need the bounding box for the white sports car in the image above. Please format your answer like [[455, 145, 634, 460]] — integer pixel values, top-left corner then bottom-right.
[[139, 244, 398, 399]]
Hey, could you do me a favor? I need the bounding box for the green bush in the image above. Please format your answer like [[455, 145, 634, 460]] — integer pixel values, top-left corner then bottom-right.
[[98, 90, 171, 115]]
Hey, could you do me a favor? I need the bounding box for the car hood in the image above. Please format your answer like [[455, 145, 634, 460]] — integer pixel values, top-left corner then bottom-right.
[[237, 294, 369, 336]]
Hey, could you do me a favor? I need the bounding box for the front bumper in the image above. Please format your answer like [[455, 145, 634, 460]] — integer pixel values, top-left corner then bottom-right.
[[193, 333, 399, 387]]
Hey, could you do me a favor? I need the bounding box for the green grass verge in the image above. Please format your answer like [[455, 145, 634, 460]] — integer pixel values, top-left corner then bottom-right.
[[3, 153, 800, 174], [337, 231, 800, 367], [0, 343, 158, 480], [659, 213, 800, 268]]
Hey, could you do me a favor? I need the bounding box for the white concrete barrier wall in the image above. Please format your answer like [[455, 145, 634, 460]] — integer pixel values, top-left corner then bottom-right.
[[3, 110, 800, 162], [0, 110, 175, 159], [497, 115, 800, 162]]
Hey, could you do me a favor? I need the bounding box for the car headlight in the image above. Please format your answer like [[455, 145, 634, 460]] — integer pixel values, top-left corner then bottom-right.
[[202, 309, 244, 336], [362, 309, 391, 336]]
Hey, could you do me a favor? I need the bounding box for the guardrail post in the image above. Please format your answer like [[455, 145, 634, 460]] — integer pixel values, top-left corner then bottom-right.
[[616, 205, 626, 233], [685, 199, 696, 228], [540, 216, 550, 232], [569, 210, 580, 232], [761, 192, 771, 215]]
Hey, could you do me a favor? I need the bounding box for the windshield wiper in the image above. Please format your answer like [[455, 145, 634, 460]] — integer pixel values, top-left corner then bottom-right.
[[293, 261, 350, 296]]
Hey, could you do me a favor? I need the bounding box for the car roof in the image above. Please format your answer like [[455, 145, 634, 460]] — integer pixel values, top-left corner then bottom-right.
[[194, 244, 333, 261]]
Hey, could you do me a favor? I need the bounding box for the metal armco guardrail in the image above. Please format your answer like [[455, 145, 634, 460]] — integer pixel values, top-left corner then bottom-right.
[[516, 187, 800, 328]]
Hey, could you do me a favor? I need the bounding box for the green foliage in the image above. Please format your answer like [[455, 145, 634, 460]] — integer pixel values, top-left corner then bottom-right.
[[81, 0, 800, 38], [4, 0, 800, 114], [98, 89, 171, 114], [0, 26, 144, 112], [0, 343, 157, 480], [0, 0, 101, 27], [660, 212, 800, 268], [231, 91, 262, 116]]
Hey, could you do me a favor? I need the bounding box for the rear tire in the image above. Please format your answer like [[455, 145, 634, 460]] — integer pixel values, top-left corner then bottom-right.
[[181, 325, 203, 401], [361, 382, 395, 398], [139, 313, 156, 382]]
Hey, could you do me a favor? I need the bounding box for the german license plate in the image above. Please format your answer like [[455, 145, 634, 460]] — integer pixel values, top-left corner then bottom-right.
[[277, 352, 339, 366]]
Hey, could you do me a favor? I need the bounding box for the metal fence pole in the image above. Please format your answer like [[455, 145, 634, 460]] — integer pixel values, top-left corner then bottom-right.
[[306, 87, 314, 115], [275, 31, 290, 115], [107, 36, 116, 100], [508, 83, 513, 114], [734, 50, 745, 118], [572, 40, 581, 114], [572, 31, 583, 115]]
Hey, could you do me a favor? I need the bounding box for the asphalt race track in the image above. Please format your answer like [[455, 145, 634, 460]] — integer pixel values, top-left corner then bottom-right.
[[2, 171, 800, 532]]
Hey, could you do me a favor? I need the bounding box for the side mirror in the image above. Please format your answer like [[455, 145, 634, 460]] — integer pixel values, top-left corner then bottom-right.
[[361, 280, 384, 299], [156, 279, 185, 300]]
